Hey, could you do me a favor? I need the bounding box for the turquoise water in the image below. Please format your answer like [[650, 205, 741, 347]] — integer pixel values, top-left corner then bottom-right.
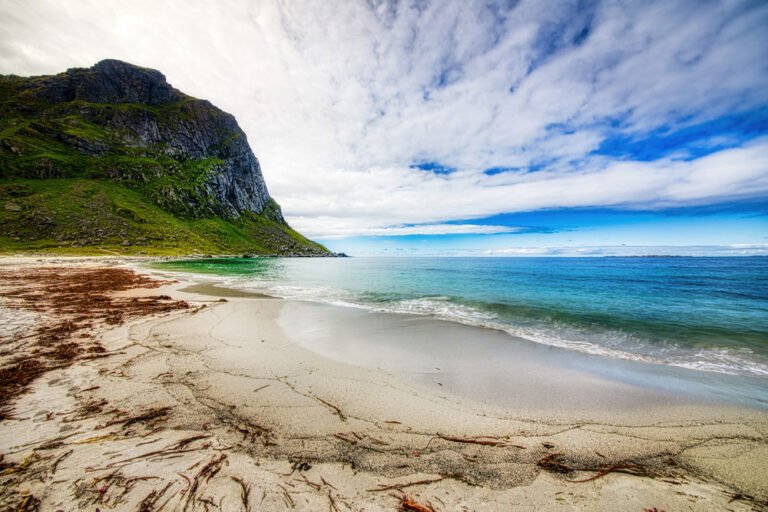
[[155, 256, 768, 377]]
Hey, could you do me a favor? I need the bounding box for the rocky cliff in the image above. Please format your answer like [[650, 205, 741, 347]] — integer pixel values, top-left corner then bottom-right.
[[0, 60, 329, 256]]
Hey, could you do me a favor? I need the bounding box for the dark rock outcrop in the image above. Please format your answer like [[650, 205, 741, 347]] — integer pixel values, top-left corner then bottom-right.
[[3, 59, 276, 221], [0, 60, 330, 255], [24, 59, 182, 105]]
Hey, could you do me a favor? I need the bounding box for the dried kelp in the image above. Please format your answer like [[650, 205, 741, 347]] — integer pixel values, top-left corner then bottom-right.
[[0, 267, 188, 417], [537, 452, 659, 482]]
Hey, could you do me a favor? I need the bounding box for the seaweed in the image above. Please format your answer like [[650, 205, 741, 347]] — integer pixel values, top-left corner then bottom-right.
[[102, 406, 171, 430], [73, 470, 159, 507], [0, 266, 189, 417], [537, 452, 658, 482], [231, 476, 252, 512], [138, 482, 173, 512], [400, 497, 436, 512], [368, 476, 445, 492], [179, 454, 228, 511]]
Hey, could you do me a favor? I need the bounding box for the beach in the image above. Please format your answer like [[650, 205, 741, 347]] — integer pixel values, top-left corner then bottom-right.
[[1, 257, 767, 511]]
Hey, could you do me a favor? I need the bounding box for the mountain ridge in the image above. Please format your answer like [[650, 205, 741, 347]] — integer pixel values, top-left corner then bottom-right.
[[0, 59, 330, 256]]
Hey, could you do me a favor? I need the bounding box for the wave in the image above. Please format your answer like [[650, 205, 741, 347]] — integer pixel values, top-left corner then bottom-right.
[[223, 277, 768, 378]]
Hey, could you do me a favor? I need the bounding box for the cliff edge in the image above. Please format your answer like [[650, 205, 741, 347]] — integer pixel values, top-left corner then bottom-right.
[[0, 60, 329, 256]]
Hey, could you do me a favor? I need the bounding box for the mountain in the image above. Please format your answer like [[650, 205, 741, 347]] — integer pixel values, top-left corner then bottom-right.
[[0, 59, 330, 256]]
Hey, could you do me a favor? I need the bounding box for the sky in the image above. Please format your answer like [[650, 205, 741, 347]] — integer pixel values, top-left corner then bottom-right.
[[0, 0, 767, 256]]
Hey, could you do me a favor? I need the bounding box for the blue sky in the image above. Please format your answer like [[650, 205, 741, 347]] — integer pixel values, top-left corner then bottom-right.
[[1, 0, 767, 255], [318, 204, 768, 256]]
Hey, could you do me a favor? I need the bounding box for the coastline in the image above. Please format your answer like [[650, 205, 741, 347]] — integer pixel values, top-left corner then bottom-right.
[[274, 300, 768, 417], [152, 255, 768, 380], [1, 256, 767, 511]]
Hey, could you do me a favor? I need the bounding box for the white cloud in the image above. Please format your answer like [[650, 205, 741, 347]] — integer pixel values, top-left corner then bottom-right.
[[481, 244, 768, 257], [287, 141, 768, 236], [0, 0, 766, 238], [303, 222, 519, 239]]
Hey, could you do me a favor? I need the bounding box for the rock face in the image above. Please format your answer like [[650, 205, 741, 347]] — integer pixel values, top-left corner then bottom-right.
[[2, 59, 277, 221], [0, 60, 330, 255], [26, 59, 183, 105]]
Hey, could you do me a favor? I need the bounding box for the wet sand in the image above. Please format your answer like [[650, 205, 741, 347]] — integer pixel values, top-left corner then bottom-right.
[[1, 257, 767, 511], [179, 282, 275, 299], [277, 300, 768, 418]]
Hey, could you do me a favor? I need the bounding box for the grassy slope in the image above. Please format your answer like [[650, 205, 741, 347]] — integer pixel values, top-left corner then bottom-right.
[[0, 179, 327, 256], [0, 75, 329, 256]]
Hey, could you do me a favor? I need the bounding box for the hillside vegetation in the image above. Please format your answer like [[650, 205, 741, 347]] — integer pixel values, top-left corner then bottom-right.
[[0, 60, 329, 256]]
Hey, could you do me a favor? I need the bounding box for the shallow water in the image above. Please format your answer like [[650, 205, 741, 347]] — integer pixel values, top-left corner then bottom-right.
[[275, 300, 768, 412], [155, 256, 768, 378]]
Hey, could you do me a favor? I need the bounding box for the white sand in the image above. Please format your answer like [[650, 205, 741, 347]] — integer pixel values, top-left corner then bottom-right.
[[1, 257, 767, 511]]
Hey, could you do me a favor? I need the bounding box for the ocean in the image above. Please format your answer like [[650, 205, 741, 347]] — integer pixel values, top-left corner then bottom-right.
[[155, 256, 768, 379]]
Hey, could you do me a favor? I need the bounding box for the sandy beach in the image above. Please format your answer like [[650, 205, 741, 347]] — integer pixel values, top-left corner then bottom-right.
[[1, 257, 767, 511]]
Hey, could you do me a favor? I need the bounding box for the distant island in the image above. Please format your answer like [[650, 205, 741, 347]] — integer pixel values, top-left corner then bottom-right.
[[604, 255, 690, 258], [0, 59, 330, 256]]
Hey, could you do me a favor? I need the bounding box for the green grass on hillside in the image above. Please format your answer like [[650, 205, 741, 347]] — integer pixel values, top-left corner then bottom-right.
[[0, 179, 328, 256], [0, 72, 329, 256], [0, 108, 231, 218]]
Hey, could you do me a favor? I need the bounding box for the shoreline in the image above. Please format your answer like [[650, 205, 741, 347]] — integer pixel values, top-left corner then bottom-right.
[[1, 256, 767, 510], [149, 256, 768, 381], [147, 258, 768, 412], [273, 299, 768, 417]]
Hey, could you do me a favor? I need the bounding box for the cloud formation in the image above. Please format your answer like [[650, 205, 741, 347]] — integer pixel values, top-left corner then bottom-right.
[[0, 0, 766, 237], [483, 244, 768, 257]]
